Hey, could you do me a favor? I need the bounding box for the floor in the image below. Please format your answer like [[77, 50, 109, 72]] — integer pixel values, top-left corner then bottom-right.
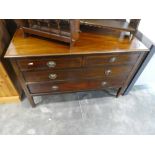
[[0, 85, 155, 135]]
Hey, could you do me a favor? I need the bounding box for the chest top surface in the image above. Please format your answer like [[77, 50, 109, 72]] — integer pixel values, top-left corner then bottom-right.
[[5, 28, 149, 58]]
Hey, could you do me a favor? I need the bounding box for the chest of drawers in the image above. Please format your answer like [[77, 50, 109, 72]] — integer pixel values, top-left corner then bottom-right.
[[5, 29, 149, 107]]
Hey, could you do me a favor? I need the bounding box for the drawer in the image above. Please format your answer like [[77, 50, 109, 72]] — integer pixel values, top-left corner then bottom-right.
[[23, 65, 133, 83], [17, 56, 82, 71], [84, 53, 140, 67], [28, 78, 124, 94]]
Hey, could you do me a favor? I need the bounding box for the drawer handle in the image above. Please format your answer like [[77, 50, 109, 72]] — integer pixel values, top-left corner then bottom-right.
[[47, 61, 56, 68], [109, 57, 116, 63], [51, 85, 59, 91], [101, 81, 107, 86], [105, 69, 112, 76], [49, 73, 57, 80], [28, 62, 34, 66]]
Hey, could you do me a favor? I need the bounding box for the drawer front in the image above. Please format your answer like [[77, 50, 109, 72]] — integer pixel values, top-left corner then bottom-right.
[[23, 65, 133, 83], [17, 56, 82, 71], [28, 78, 124, 94], [84, 53, 140, 67]]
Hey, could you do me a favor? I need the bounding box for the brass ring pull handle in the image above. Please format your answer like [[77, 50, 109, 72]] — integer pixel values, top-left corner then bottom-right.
[[49, 73, 57, 80], [109, 57, 116, 63], [47, 61, 56, 68], [101, 81, 107, 86], [105, 69, 112, 76], [51, 85, 59, 91]]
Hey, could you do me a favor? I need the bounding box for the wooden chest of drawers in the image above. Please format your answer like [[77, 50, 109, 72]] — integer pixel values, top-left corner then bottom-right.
[[5, 29, 149, 107], [20, 53, 137, 93]]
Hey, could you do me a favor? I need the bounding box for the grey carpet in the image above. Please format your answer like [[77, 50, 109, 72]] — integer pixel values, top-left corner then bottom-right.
[[0, 86, 155, 135]]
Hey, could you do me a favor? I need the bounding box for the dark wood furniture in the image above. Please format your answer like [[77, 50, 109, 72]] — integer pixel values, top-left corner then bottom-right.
[[15, 19, 80, 47], [80, 19, 140, 35], [5, 28, 149, 107], [15, 19, 140, 48]]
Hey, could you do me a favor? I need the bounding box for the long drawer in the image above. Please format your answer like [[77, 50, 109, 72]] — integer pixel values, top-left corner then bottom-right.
[[17, 56, 82, 71], [28, 78, 124, 94], [84, 53, 140, 67], [23, 65, 133, 83]]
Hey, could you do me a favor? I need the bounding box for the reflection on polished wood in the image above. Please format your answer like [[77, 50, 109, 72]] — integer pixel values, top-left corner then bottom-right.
[[5, 28, 149, 58]]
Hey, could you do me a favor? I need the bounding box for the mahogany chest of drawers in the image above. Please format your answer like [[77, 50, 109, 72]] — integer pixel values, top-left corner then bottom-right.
[[5, 29, 149, 107]]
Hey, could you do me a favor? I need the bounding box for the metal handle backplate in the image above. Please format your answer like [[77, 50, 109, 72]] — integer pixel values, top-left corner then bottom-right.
[[101, 81, 107, 86], [47, 61, 56, 68], [109, 57, 117, 63], [49, 73, 57, 80], [51, 85, 59, 91], [28, 62, 34, 66], [105, 69, 112, 76]]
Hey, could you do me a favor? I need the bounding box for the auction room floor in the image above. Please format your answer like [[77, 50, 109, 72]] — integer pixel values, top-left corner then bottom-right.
[[0, 85, 155, 135]]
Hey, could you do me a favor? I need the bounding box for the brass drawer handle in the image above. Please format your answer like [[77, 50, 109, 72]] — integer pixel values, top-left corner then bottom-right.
[[105, 69, 112, 76], [49, 73, 57, 80], [101, 81, 107, 86], [47, 61, 56, 68], [109, 57, 116, 63], [51, 85, 59, 91], [28, 62, 34, 66]]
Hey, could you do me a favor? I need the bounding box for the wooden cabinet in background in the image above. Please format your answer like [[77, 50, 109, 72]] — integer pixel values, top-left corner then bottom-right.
[[0, 63, 20, 103], [0, 20, 20, 103]]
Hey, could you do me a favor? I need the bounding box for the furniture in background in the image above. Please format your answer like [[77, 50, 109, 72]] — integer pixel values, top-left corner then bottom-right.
[[0, 20, 20, 103], [15, 19, 140, 47], [15, 19, 80, 47], [80, 19, 140, 36], [5, 25, 149, 107]]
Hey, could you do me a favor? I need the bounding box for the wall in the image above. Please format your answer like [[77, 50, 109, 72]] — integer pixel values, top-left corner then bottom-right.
[[135, 19, 155, 86]]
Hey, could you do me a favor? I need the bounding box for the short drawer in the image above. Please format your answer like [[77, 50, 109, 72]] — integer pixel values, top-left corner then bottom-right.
[[84, 53, 140, 67], [17, 56, 82, 71], [28, 78, 124, 94], [23, 65, 133, 83]]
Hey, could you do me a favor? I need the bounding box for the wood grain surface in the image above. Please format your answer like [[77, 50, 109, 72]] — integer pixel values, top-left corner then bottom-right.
[[28, 78, 124, 94], [0, 63, 20, 103], [5, 28, 149, 58], [23, 65, 133, 83]]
